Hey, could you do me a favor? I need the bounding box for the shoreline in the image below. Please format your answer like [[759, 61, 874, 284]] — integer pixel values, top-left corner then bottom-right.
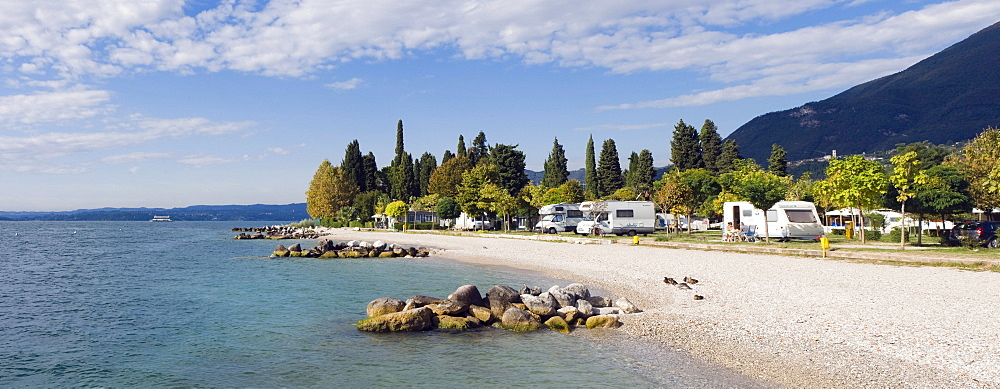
[[314, 228, 999, 388]]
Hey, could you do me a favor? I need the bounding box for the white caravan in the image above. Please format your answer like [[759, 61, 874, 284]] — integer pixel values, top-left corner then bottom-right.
[[534, 203, 584, 234], [723, 201, 824, 240], [575, 200, 656, 236], [453, 212, 492, 231]]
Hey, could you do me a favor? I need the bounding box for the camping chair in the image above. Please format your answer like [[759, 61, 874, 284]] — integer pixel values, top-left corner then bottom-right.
[[741, 224, 758, 243]]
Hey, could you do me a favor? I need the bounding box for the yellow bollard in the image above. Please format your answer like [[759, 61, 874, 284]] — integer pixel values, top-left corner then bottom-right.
[[820, 236, 830, 257], [633, 235, 639, 245]]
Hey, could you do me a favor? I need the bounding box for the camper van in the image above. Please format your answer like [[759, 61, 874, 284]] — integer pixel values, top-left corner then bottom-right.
[[575, 200, 656, 236], [723, 201, 823, 240], [453, 212, 492, 231], [534, 203, 584, 233]]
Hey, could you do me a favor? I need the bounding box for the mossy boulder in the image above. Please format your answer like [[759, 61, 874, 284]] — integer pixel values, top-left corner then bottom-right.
[[585, 315, 620, 329], [469, 305, 493, 323], [366, 297, 406, 317], [499, 307, 544, 332], [448, 285, 484, 307], [437, 315, 475, 330], [357, 307, 435, 332], [378, 251, 395, 258], [427, 300, 468, 316], [272, 245, 290, 257], [340, 251, 363, 258], [545, 316, 571, 334], [319, 251, 339, 259]]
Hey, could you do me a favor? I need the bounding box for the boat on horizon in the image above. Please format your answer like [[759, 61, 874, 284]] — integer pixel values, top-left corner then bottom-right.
[[151, 215, 173, 222]]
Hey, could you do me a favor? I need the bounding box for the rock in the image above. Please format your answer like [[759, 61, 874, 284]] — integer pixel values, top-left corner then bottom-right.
[[557, 306, 580, 323], [585, 314, 620, 329], [586, 295, 610, 308], [372, 240, 387, 250], [575, 299, 594, 319], [563, 283, 591, 300], [499, 307, 544, 332], [469, 305, 493, 323], [428, 300, 468, 316], [486, 285, 520, 319], [366, 297, 406, 318], [407, 246, 418, 257], [519, 285, 542, 296], [393, 248, 406, 256], [547, 286, 577, 308], [316, 239, 336, 252], [359, 241, 372, 249], [377, 251, 393, 258], [288, 243, 302, 252], [593, 307, 620, 315], [272, 245, 289, 257], [545, 316, 571, 333], [437, 315, 475, 330], [341, 250, 363, 258], [357, 307, 435, 332], [448, 285, 484, 307], [613, 296, 641, 314], [319, 251, 339, 259], [403, 295, 444, 310], [347, 240, 360, 247], [416, 247, 430, 257], [520, 293, 558, 317]]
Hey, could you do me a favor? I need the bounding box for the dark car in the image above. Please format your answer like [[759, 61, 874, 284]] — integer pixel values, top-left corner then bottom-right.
[[947, 221, 1000, 248]]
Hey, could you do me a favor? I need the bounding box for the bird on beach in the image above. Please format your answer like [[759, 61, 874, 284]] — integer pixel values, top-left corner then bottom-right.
[[677, 282, 691, 290], [663, 277, 677, 285], [683, 276, 699, 284]]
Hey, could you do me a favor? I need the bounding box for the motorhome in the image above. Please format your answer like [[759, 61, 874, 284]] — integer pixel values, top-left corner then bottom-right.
[[453, 212, 492, 231], [575, 201, 656, 236], [723, 201, 824, 240], [534, 203, 584, 233]]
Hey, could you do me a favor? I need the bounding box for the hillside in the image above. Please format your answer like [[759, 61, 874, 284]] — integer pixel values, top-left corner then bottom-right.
[[728, 21, 1000, 162]]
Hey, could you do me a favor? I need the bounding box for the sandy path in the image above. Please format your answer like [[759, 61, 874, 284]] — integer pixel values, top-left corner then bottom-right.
[[315, 229, 1000, 388]]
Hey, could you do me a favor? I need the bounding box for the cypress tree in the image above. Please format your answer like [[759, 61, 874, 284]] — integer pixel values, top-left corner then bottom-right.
[[389, 120, 415, 200], [767, 143, 789, 177], [456, 135, 467, 158], [629, 149, 656, 197], [716, 139, 743, 173], [700, 120, 723, 173], [417, 152, 437, 196], [362, 152, 379, 193], [597, 138, 624, 197], [542, 137, 569, 188], [442, 150, 454, 164], [585, 135, 597, 199], [469, 131, 489, 166], [490, 143, 528, 195], [670, 119, 703, 171], [341, 139, 365, 192], [625, 151, 640, 190]]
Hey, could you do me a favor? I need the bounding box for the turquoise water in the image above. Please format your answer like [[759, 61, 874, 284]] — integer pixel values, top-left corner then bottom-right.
[[0, 221, 761, 387]]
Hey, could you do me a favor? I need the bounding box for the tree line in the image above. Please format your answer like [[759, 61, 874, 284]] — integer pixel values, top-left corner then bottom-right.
[[305, 119, 1000, 243]]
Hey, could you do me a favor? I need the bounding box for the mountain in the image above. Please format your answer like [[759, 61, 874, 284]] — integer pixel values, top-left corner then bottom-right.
[[0, 203, 308, 221], [728, 21, 1000, 163]]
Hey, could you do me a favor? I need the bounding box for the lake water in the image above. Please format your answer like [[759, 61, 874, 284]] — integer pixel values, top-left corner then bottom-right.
[[0, 221, 763, 387]]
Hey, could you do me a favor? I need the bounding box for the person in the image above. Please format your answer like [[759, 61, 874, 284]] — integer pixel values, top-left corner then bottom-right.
[[723, 222, 736, 242]]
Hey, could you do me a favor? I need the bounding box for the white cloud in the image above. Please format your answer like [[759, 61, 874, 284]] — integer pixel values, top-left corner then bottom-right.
[[178, 154, 233, 167], [100, 152, 172, 164], [129, 166, 139, 173], [325, 77, 363, 90], [0, 90, 112, 124]]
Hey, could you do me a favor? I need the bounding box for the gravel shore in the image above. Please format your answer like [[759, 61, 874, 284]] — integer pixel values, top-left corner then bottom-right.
[[317, 229, 999, 388]]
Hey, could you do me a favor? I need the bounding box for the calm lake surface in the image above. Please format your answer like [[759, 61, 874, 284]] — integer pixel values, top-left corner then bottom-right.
[[0, 221, 762, 388]]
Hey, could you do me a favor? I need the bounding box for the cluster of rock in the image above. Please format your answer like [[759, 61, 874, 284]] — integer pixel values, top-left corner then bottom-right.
[[272, 239, 430, 258], [232, 226, 320, 240], [357, 283, 641, 333]]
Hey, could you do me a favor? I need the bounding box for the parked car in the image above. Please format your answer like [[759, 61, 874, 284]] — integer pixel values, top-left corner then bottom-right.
[[947, 221, 1000, 248]]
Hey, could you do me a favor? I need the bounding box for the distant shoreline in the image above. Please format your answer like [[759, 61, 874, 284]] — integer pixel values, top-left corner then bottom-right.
[[314, 228, 1000, 387]]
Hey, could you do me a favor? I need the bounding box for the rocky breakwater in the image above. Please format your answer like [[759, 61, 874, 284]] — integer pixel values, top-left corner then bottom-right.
[[357, 283, 641, 333], [233, 226, 320, 240], [271, 239, 431, 259]]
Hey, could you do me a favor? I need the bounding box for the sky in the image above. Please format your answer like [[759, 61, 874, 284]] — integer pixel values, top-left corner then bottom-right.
[[2, 1, 999, 211]]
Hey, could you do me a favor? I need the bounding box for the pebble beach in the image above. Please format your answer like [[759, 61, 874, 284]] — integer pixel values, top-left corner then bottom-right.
[[317, 228, 1000, 388]]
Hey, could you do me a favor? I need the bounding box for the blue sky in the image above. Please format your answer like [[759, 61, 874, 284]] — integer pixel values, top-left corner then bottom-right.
[[2, 0, 998, 211]]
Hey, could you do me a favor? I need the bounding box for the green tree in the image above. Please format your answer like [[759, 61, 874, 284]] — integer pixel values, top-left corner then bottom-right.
[[456, 135, 467, 158], [626, 149, 656, 198], [435, 196, 462, 224], [456, 163, 500, 217], [700, 119, 723, 173], [362, 152, 380, 193], [352, 190, 387, 223], [653, 170, 690, 234], [442, 150, 455, 164], [823, 155, 888, 243], [716, 139, 743, 173], [417, 152, 437, 196], [952, 127, 1000, 211], [542, 137, 569, 188], [767, 144, 789, 177], [677, 169, 720, 234], [670, 119, 703, 171], [341, 139, 366, 192], [427, 155, 472, 198], [911, 165, 973, 229], [469, 131, 489, 166], [389, 120, 416, 200], [585, 135, 597, 199], [490, 143, 529, 195], [384, 200, 408, 228], [610, 187, 638, 201], [787, 172, 815, 202], [889, 151, 928, 249], [895, 141, 953, 170], [305, 159, 359, 220], [726, 168, 790, 242], [480, 183, 519, 231], [558, 179, 585, 203], [597, 138, 624, 197]]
